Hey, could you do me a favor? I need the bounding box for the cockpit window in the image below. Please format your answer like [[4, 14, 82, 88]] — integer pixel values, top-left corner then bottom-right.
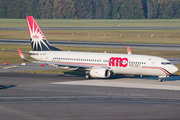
[[161, 62, 172, 65]]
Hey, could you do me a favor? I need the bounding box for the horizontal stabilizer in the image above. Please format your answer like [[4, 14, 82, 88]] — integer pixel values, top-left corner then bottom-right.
[[2, 48, 38, 55]]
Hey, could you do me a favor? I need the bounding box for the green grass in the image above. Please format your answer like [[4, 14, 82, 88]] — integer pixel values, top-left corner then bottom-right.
[[1, 19, 180, 27], [0, 44, 33, 64], [1, 29, 180, 44], [1, 18, 180, 44]]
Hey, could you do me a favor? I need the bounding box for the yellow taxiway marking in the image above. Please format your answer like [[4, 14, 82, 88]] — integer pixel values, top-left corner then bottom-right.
[[3, 65, 18, 69]]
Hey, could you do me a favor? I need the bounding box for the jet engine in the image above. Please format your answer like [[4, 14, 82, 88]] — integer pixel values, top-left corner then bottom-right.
[[89, 68, 111, 78]]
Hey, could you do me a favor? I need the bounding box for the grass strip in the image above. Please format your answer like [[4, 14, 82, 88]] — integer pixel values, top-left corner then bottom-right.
[[1, 19, 180, 27], [1, 29, 180, 44]]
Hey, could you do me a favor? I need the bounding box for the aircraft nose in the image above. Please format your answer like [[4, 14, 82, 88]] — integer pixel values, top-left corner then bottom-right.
[[169, 65, 178, 74]]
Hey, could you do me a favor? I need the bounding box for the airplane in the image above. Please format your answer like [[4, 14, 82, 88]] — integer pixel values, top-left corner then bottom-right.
[[7, 16, 179, 82]]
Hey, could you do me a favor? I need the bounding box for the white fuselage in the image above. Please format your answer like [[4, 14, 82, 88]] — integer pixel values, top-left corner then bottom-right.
[[30, 51, 178, 77]]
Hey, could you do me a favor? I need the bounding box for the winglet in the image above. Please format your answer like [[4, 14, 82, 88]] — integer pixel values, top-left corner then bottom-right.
[[127, 46, 132, 54], [17, 48, 28, 61]]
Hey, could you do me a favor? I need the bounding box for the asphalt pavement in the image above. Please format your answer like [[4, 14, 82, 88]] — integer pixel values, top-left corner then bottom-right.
[[1, 39, 180, 51], [0, 72, 180, 120]]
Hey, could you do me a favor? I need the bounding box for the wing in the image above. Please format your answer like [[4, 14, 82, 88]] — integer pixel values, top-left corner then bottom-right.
[[47, 62, 92, 70], [3, 48, 38, 55]]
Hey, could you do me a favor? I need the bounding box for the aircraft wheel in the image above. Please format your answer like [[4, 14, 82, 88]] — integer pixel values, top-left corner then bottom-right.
[[85, 74, 91, 79], [158, 78, 163, 82]]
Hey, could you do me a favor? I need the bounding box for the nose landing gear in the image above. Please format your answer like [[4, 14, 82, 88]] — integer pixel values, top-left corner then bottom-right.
[[158, 78, 163, 82], [158, 75, 169, 82]]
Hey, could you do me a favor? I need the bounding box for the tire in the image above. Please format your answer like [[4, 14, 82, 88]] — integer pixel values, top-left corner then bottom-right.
[[158, 78, 163, 82], [85, 74, 91, 79]]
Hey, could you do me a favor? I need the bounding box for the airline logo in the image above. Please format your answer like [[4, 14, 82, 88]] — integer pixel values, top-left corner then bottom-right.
[[109, 57, 128, 67], [26, 16, 50, 51]]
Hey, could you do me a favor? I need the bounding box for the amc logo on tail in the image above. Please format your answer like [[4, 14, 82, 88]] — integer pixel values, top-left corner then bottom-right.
[[109, 57, 128, 67]]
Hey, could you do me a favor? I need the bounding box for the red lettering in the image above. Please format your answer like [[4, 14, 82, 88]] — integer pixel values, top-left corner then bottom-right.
[[109, 57, 128, 67], [33, 35, 39, 39], [109, 57, 115, 66], [114, 57, 122, 67], [121, 58, 128, 67]]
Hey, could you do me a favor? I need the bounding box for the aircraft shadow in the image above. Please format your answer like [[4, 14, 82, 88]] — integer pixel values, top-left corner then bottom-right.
[[163, 76, 180, 81], [60, 71, 180, 81], [0, 85, 17, 90]]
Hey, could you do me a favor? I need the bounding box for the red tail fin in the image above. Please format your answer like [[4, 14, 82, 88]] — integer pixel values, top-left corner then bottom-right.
[[26, 16, 61, 51], [26, 16, 46, 40]]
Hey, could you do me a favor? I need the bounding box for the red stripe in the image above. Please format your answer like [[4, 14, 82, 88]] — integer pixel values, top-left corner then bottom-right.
[[142, 67, 169, 75], [49, 61, 107, 67]]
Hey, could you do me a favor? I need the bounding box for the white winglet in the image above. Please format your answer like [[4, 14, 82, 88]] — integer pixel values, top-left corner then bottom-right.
[[127, 46, 132, 54]]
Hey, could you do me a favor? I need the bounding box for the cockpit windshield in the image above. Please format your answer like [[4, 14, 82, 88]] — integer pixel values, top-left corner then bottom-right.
[[161, 62, 172, 65]]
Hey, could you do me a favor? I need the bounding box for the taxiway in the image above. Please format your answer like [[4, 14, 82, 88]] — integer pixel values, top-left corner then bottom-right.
[[1, 26, 180, 119], [1, 39, 180, 51], [0, 72, 180, 120]]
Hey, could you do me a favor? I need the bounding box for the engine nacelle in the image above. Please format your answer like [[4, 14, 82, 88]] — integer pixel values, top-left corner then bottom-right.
[[89, 68, 111, 78]]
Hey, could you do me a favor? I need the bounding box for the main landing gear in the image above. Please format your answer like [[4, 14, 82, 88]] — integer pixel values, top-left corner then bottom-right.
[[85, 74, 91, 79], [85, 71, 92, 79]]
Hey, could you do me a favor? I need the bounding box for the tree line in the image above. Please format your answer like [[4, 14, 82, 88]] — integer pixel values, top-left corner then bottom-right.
[[0, 0, 180, 19]]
